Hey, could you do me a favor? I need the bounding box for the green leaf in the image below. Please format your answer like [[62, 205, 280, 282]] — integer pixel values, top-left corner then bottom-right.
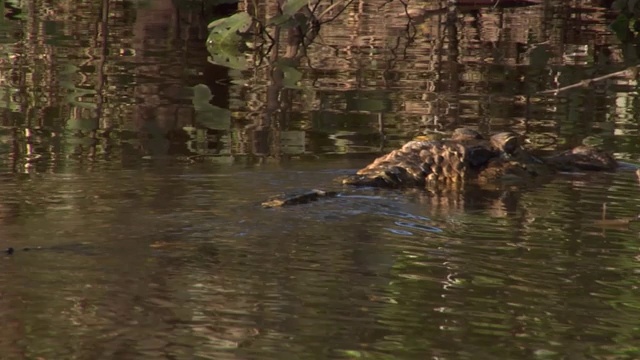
[[281, 66, 302, 88], [344, 91, 392, 112], [528, 44, 551, 69], [279, 131, 306, 154], [268, 12, 310, 28], [273, 59, 303, 88], [191, 84, 231, 130], [206, 47, 247, 70], [612, 0, 627, 11], [267, 14, 291, 26], [610, 14, 632, 42], [208, 12, 251, 32], [282, 0, 308, 16], [207, 12, 252, 45], [206, 13, 253, 68], [283, 68, 302, 88]]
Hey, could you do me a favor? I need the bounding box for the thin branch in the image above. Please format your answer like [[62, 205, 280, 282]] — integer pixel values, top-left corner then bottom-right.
[[318, 0, 356, 24], [309, 0, 321, 15], [538, 65, 639, 95]]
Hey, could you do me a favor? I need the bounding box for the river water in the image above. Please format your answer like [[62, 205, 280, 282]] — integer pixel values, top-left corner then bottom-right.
[[1, 1, 640, 359], [2, 160, 640, 359]]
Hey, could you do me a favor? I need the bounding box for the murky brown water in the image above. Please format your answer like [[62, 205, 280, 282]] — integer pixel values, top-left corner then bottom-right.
[[2, 162, 640, 359], [1, 1, 640, 359]]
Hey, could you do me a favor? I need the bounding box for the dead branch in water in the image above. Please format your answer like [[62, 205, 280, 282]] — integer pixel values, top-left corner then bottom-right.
[[538, 65, 640, 95]]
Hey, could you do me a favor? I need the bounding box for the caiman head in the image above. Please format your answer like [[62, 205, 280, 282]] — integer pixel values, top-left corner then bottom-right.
[[544, 145, 618, 172], [477, 143, 619, 183]]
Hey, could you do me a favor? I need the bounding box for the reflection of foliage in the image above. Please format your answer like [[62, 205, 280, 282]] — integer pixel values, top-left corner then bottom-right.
[[206, 0, 353, 72], [205, 12, 251, 71], [206, 12, 253, 69], [208, 12, 253, 46], [206, 0, 358, 132], [611, 0, 640, 42], [192, 84, 231, 130]]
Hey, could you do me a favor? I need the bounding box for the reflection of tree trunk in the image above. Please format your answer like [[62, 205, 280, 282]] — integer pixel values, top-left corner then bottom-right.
[[93, 0, 109, 149], [11, 128, 19, 173], [253, 4, 319, 157], [131, 0, 236, 156], [444, 2, 460, 124], [262, 22, 282, 130], [132, 0, 181, 155]]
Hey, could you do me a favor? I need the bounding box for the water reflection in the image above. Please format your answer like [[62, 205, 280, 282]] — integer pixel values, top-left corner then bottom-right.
[[0, 160, 638, 359], [0, 0, 638, 165], [0, 0, 639, 359]]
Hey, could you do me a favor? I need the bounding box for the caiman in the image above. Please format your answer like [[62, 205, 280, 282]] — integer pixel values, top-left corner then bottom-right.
[[340, 128, 522, 188], [262, 128, 618, 208]]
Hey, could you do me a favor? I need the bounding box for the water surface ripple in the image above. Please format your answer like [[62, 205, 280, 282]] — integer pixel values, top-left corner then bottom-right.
[[1, 162, 640, 359]]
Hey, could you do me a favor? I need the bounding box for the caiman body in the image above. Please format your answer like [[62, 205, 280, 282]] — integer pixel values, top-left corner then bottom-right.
[[262, 128, 618, 208], [341, 129, 617, 188], [340, 129, 521, 188]]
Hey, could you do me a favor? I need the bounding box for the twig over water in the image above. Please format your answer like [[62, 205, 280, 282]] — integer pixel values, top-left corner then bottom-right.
[[538, 65, 640, 95]]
